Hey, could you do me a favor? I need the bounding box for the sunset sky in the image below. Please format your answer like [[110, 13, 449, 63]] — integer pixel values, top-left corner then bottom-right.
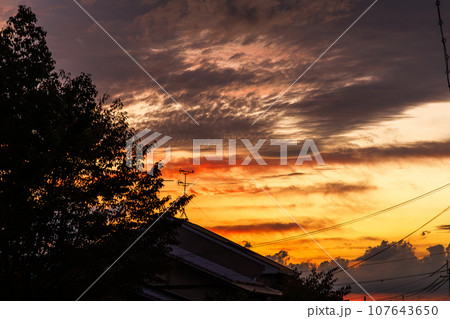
[[2, 0, 450, 299]]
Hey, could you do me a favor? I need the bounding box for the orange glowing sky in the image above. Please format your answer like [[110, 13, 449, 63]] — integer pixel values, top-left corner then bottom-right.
[[2, 0, 450, 299]]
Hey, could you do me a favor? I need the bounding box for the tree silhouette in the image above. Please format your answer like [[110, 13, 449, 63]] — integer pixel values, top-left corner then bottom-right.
[[0, 6, 191, 300], [278, 268, 351, 301]]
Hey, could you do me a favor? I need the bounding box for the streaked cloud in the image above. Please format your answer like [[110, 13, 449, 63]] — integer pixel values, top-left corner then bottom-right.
[[210, 217, 335, 235]]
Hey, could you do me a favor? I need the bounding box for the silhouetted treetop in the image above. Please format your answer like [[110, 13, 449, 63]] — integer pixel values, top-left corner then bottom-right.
[[0, 5, 191, 300]]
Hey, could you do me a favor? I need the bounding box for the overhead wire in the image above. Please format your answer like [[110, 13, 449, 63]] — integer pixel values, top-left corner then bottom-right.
[[339, 206, 450, 272], [358, 264, 448, 300], [351, 251, 447, 268], [399, 276, 448, 300], [436, 0, 450, 91], [335, 269, 447, 286], [251, 183, 450, 248]]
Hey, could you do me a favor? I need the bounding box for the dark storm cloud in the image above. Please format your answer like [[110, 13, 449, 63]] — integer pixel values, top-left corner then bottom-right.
[[251, 0, 450, 138], [322, 140, 450, 164], [335, 242, 450, 298], [286, 182, 377, 195], [268, 241, 450, 298], [139, 136, 450, 174], [211, 222, 300, 234], [251, 139, 450, 166], [160, 64, 264, 95], [229, 52, 245, 60], [210, 217, 335, 235], [188, 177, 375, 196], [267, 249, 290, 265], [4, 0, 450, 144], [436, 224, 450, 231], [261, 172, 306, 179]]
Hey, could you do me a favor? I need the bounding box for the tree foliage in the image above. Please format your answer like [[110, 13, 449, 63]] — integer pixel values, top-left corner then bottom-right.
[[0, 6, 191, 300], [278, 268, 351, 301]]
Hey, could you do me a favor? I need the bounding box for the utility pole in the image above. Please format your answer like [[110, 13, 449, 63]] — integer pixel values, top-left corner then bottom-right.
[[447, 260, 450, 299], [178, 169, 194, 220]]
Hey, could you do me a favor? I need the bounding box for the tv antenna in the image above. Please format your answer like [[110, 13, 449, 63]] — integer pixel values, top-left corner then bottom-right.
[[178, 169, 194, 220]]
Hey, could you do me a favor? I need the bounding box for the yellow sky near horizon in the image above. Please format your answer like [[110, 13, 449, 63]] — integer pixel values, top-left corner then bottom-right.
[[151, 101, 450, 264], [3, 0, 449, 270]]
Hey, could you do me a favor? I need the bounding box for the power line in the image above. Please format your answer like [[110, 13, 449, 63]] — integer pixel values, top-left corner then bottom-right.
[[436, 0, 450, 92], [353, 251, 447, 268], [340, 205, 450, 271], [379, 264, 447, 300], [175, 220, 448, 270], [390, 275, 449, 301], [176, 187, 450, 278], [173, 248, 449, 277], [387, 278, 446, 300], [336, 269, 447, 286], [406, 278, 445, 299], [447, 260, 450, 298], [380, 274, 438, 296], [426, 278, 448, 294], [251, 183, 450, 248], [267, 250, 446, 268]]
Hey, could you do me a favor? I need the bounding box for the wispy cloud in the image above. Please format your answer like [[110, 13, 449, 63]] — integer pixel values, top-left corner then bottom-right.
[[209, 217, 335, 235]]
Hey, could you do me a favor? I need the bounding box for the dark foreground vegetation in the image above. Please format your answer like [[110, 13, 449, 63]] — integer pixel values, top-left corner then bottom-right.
[[0, 6, 349, 301]]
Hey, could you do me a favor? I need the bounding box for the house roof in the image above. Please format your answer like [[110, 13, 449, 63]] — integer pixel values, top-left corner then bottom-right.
[[170, 246, 260, 285], [139, 286, 187, 301], [179, 220, 297, 277], [169, 246, 282, 296], [146, 220, 299, 299]]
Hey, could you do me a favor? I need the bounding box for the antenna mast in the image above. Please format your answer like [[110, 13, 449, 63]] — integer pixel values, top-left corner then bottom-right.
[[178, 169, 194, 220]]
